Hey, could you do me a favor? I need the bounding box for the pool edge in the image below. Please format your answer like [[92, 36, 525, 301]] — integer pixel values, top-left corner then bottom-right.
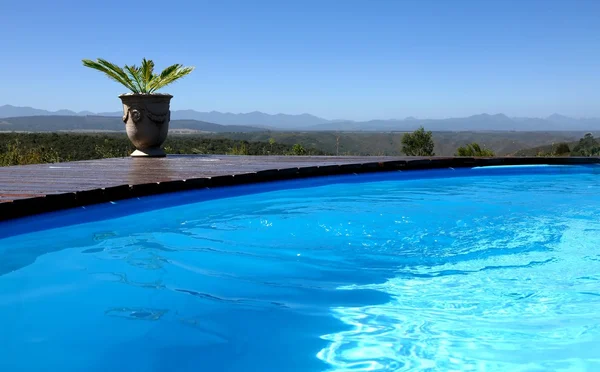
[[1, 156, 599, 222]]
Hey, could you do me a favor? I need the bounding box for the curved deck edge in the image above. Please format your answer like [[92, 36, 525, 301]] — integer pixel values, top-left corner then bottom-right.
[[1, 156, 599, 222]]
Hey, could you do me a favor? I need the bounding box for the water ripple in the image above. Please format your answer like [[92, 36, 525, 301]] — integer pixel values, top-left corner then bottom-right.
[[318, 218, 600, 371], [2, 168, 600, 371]]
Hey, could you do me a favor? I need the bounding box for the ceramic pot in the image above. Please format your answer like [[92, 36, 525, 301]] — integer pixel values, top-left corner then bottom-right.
[[119, 93, 172, 157]]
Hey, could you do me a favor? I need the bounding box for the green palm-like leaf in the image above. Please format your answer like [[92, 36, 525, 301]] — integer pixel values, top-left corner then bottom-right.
[[82, 58, 139, 93], [82, 58, 193, 94], [123, 64, 143, 93], [147, 64, 195, 93], [141, 58, 155, 92]]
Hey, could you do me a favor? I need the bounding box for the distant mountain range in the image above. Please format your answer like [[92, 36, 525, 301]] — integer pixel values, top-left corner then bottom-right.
[[0, 105, 328, 129], [1, 104, 600, 132], [309, 113, 600, 132]]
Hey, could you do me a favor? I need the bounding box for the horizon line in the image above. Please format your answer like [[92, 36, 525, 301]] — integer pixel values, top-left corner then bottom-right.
[[1, 104, 597, 121]]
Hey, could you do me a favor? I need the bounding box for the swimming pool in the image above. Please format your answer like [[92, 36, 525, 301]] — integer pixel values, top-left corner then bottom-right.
[[1, 165, 600, 371]]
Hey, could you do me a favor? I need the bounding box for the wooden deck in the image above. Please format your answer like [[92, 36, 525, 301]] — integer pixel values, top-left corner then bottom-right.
[[1, 155, 599, 221]]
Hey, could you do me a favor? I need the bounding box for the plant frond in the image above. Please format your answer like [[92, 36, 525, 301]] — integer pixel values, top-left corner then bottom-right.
[[124, 64, 143, 93], [82, 58, 139, 93], [141, 58, 155, 92], [83, 58, 193, 93], [94, 58, 139, 93], [147, 64, 195, 93]]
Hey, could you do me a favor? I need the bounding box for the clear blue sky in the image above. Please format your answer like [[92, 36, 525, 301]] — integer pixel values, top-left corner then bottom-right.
[[1, 0, 599, 120]]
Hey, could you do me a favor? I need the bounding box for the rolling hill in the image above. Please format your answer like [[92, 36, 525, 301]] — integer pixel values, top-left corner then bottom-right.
[[197, 131, 588, 157], [309, 114, 600, 132], [1, 114, 593, 156], [0, 116, 265, 133]]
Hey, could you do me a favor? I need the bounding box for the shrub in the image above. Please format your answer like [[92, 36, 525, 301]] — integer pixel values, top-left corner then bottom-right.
[[455, 143, 494, 157], [401, 127, 435, 156]]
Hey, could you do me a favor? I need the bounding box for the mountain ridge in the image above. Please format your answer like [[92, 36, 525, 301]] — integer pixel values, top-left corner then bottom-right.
[[0, 105, 328, 129], [2, 104, 600, 131]]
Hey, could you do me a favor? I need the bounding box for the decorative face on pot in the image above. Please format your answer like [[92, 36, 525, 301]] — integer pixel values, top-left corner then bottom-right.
[[124, 108, 143, 123], [119, 93, 173, 157]]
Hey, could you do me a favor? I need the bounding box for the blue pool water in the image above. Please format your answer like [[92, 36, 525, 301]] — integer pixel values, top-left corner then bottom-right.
[[1, 165, 600, 371]]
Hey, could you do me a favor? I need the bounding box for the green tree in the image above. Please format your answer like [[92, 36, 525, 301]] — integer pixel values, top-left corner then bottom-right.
[[229, 141, 249, 155], [268, 137, 276, 153], [401, 127, 435, 156], [95, 138, 130, 158], [571, 133, 600, 156], [82, 58, 194, 93], [455, 143, 495, 157], [0, 139, 61, 166], [291, 143, 306, 155], [553, 143, 570, 155]]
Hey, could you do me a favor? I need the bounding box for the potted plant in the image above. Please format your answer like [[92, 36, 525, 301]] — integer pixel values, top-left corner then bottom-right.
[[82, 58, 194, 157]]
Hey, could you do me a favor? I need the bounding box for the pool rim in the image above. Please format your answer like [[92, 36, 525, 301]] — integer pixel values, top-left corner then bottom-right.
[[1, 160, 599, 239]]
